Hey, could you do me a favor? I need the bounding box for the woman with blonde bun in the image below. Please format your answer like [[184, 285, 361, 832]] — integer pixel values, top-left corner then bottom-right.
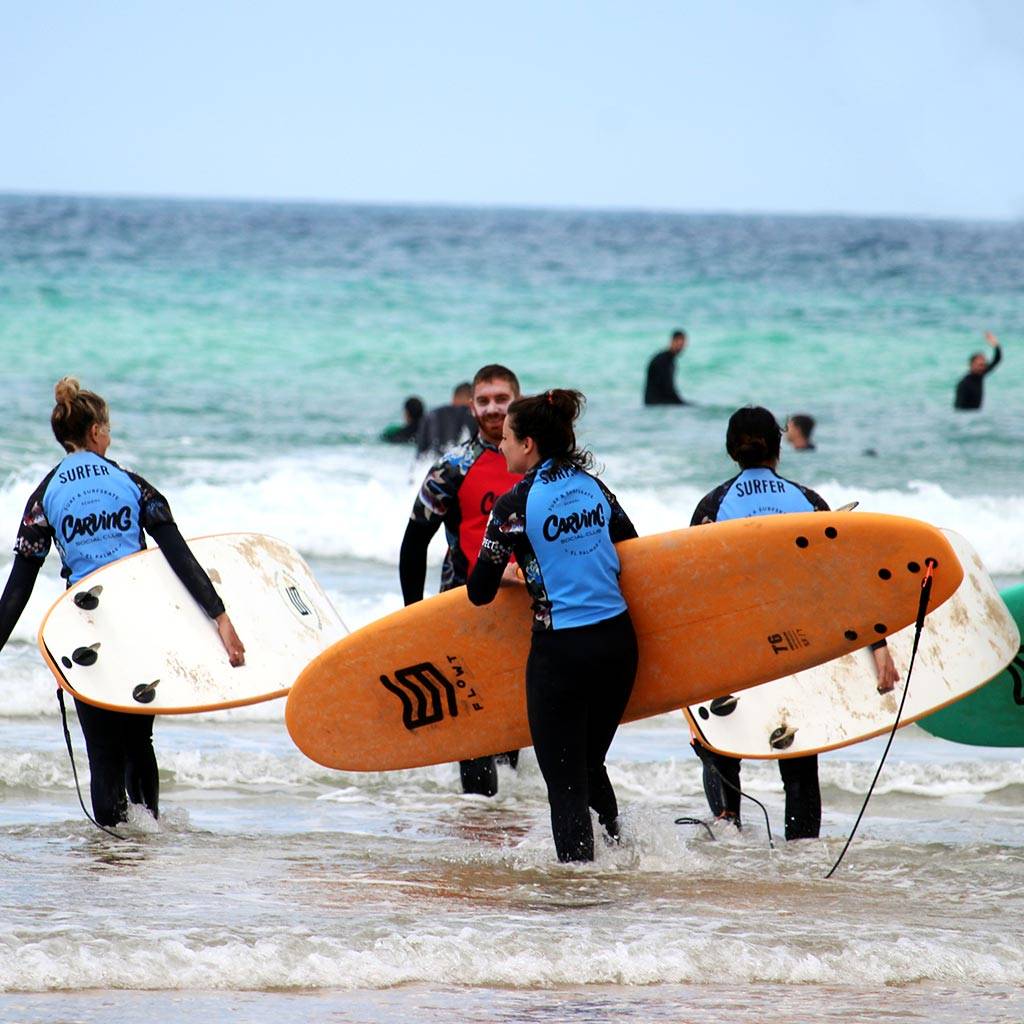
[[467, 389, 638, 862], [0, 378, 245, 827]]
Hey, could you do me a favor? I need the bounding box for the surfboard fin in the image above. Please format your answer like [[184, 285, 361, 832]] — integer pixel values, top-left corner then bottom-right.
[[710, 695, 739, 716], [769, 724, 797, 750], [73, 586, 103, 611], [71, 643, 101, 667], [132, 680, 160, 704]]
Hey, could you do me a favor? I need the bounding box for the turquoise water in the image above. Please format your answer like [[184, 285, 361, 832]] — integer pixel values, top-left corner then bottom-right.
[[1, 195, 1022, 1022]]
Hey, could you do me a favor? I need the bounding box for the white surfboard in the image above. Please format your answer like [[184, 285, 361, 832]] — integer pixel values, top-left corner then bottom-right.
[[685, 529, 1019, 758], [38, 533, 346, 714]]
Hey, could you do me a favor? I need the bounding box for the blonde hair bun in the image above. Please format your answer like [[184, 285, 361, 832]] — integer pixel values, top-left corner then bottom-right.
[[54, 377, 81, 407]]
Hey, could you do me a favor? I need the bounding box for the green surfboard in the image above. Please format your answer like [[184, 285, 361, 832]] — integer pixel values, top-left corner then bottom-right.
[[918, 584, 1024, 747]]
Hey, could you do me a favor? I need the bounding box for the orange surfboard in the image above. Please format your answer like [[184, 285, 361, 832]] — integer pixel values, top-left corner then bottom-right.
[[286, 512, 962, 771]]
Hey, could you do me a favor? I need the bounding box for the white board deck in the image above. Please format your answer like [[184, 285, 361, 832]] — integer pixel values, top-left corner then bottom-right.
[[38, 533, 346, 714], [685, 530, 1019, 758]]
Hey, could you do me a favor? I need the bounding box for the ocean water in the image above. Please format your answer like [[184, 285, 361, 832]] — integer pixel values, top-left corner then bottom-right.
[[0, 194, 1022, 1022]]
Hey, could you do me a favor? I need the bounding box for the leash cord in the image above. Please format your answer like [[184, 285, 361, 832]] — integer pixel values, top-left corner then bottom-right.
[[825, 558, 938, 879]]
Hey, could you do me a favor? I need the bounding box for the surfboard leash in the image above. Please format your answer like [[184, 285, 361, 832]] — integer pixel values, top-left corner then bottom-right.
[[825, 557, 938, 879], [56, 688, 129, 841], [687, 742, 777, 850]]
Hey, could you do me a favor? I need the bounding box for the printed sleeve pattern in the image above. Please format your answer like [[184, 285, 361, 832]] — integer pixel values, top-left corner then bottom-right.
[[13, 472, 57, 562], [409, 443, 474, 524], [478, 484, 528, 568], [127, 471, 175, 530], [595, 478, 638, 542]]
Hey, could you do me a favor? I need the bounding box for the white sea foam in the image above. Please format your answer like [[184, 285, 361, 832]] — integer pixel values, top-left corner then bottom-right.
[[1, 924, 1021, 991], [3, 455, 1021, 575]]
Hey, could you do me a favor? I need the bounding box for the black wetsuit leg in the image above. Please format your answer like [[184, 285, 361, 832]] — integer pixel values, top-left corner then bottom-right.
[[526, 611, 638, 862], [693, 740, 742, 821], [779, 754, 820, 840], [74, 698, 158, 825], [459, 756, 498, 797]]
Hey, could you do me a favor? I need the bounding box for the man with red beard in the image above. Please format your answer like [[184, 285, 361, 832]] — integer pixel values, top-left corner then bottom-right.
[[399, 364, 522, 795]]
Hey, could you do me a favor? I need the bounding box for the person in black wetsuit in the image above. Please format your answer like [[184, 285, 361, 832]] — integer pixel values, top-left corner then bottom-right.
[[380, 396, 425, 444], [954, 332, 1003, 410], [416, 382, 477, 457], [0, 378, 245, 827], [399, 365, 523, 797], [468, 389, 639, 862], [644, 330, 688, 406], [689, 406, 898, 840]]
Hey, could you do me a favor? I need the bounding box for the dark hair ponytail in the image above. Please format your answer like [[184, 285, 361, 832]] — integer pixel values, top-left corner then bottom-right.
[[725, 405, 782, 469], [51, 377, 109, 453], [507, 389, 593, 470]]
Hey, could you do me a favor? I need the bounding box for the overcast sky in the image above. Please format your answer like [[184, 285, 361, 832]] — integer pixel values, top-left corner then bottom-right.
[[3, 0, 1023, 219]]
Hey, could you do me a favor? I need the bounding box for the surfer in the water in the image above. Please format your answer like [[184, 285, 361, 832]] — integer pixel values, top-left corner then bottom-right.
[[954, 331, 1002, 410], [399, 365, 523, 796], [0, 378, 245, 828], [468, 389, 638, 862], [690, 405, 898, 839], [643, 330, 689, 406]]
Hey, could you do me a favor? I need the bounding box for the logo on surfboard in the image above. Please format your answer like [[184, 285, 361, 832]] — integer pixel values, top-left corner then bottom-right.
[[380, 657, 484, 730], [768, 629, 809, 655], [380, 662, 460, 730]]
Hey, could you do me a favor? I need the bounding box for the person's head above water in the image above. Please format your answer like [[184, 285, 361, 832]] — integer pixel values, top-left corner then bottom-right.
[[51, 377, 111, 456], [471, 365, 521, 446], [452, 382, 472, 406], [786, 413, 816, 450], [968, 352, 987, 374], [725, 405, 783, 469], [669, 330, 687, 354], [500, 389, 592, 476], [403, 396, 425, 426]]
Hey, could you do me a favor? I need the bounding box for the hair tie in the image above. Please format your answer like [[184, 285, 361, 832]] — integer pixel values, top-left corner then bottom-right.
[[546, 390, 554, 405]]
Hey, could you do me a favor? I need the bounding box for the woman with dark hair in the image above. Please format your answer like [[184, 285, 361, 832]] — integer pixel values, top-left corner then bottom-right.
[[0, 377, 245, 827], [467, 389, 638, 862], [690, 405, 898, 839]]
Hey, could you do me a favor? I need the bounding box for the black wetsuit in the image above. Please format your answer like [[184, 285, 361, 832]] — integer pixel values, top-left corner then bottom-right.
[[644, 350, 686, 405], [400, 436, 522, 795], [954, 346, 1001, 410], [468, 459, 639, 861], [0, 451, 225, 826], [415, 404, 477, 457]]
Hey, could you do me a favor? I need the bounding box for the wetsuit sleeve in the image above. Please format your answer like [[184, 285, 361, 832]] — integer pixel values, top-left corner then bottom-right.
[[127, 472, 176, 530], [985, 346, 1002, 375], [690, 479, 734, 526], [467, 489, 522, 606], [798, 485, 829, 512], [595, 479, 638, 542], [0, 555, 42, 650], [399, 518, 441, 605], [13, 475, 56, 564], [147, 522, 226, 619], [401, 453, 463, 604]]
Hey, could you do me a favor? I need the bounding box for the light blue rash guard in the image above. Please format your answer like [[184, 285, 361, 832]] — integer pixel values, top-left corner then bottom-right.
[[15, 451, 174, 583], [475, 459, 638, 630], [691, 466, 828, 525]]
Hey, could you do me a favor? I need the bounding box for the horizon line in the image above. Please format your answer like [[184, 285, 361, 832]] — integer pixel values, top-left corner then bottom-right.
[[0, 187, 1018, 228]]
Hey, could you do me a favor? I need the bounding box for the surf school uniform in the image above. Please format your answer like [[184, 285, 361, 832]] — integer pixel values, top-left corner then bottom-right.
[[467, 459, 639, 862], [399, 436, 522, 795], [690, 467, 828, 840], [1, 451, 225, 826]]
